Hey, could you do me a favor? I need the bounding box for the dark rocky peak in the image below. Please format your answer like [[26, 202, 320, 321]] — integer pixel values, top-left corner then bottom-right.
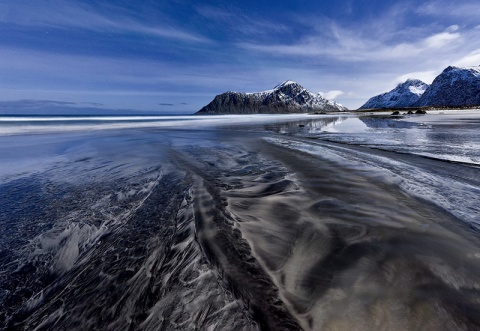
[[437, 66, 480, 80], [443, 66, 456, 73], [414, 65, 480, 107], [403, 78, 427, 86]]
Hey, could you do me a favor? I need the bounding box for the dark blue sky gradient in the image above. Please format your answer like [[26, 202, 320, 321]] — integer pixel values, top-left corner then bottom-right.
[[1, 0, 480, 113]]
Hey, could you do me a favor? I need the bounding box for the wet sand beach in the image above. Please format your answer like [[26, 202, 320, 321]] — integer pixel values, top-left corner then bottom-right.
[[1, 114, 480, 330]]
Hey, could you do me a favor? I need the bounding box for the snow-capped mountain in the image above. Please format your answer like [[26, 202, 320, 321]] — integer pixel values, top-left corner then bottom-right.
[[359, 79, 429, 109], [195, 80, 348, 114], [414, 66, 480, 107]]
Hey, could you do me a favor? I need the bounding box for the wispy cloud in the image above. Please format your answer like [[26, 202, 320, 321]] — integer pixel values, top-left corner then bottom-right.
[[238, 25, 463, 62], [0, 99, 77, 108], [0, 99, 153, 115], [320, 90, 344, 100], [81, 102, 104, 106], [453, 49, 480, 67], [416, 0, 480, 20], [195, 5, 290, 38], [0, 0, 209, 43], [0, 47, 233, 89], [395, 71, 438, 84]]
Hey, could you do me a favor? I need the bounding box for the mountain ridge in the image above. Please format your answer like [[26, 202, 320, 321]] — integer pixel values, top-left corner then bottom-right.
[[359, 79, 429, 109], [195, 81, 348, 115]]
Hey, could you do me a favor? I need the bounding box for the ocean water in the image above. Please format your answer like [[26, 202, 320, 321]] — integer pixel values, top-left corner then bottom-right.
[[1, 111, 480, 330]]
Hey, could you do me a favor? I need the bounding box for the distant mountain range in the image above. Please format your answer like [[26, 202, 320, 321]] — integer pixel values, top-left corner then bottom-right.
[[195, 80, 348, 115], [359, 65, 480, 109], [195, 65, 480, 114]]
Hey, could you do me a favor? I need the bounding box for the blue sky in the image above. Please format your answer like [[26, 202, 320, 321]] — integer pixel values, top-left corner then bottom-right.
[[1, 0, 480, 113]]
